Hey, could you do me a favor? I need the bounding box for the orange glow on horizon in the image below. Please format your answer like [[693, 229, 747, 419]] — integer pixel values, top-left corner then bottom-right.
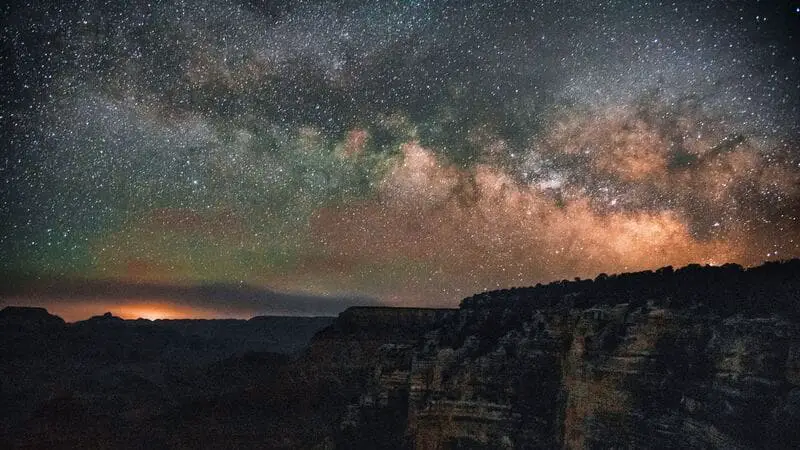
[[115, 302, 206, 320], [5, 298, 252, 322]]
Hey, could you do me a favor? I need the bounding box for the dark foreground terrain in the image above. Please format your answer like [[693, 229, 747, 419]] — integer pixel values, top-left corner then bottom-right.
[[0, 310, 333, 448], [2, 259, 799, 449]]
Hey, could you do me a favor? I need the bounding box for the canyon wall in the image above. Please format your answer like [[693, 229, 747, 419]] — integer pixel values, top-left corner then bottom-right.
[[319, 261, 800, 449]]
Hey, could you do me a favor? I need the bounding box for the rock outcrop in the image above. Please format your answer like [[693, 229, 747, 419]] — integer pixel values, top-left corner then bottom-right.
[[317, 260, 800, 449]]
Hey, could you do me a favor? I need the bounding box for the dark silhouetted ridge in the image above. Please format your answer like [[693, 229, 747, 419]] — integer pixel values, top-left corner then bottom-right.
[[461, 259, 800, 317], [0, 306, 65, 331]]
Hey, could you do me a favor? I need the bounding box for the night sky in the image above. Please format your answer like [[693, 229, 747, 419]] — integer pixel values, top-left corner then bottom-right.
[[1, 0, 799, 319]]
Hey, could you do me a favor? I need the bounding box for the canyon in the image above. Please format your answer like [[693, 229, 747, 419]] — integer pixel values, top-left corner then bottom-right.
[[300, 261, 800, 449], [1, 260, 799, 448]]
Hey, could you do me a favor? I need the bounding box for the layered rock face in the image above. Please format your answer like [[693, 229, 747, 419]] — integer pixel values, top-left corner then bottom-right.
[[298, 307, 457, 449], [326, 261, 800, 449], [401, 304, 798, 449]]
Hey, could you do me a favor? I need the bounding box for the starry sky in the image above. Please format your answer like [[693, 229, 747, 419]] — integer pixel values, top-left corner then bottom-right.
[[1, 0, 799, 319]]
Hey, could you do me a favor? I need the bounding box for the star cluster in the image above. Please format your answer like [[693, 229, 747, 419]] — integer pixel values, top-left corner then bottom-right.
[[1, 0, 798, 313]]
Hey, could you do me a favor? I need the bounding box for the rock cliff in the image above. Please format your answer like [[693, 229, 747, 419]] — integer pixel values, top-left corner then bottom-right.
[[316, 260, 800, 449]]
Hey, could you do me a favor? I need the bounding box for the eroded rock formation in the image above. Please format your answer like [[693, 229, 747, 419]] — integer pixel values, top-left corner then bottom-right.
[[318, 260, 800, 449]]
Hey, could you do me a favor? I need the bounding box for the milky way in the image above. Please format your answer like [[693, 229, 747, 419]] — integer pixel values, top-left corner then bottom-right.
[[1, 0, 798, 315]]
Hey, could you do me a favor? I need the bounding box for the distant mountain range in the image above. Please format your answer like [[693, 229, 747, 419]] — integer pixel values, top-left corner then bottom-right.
[[0, 309, 333, 448], [0, 278, 379, 317]]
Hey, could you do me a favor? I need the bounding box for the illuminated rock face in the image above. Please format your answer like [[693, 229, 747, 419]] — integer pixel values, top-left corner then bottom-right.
[[398, 306, 799, 449], [320, 262, 800, 449]]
